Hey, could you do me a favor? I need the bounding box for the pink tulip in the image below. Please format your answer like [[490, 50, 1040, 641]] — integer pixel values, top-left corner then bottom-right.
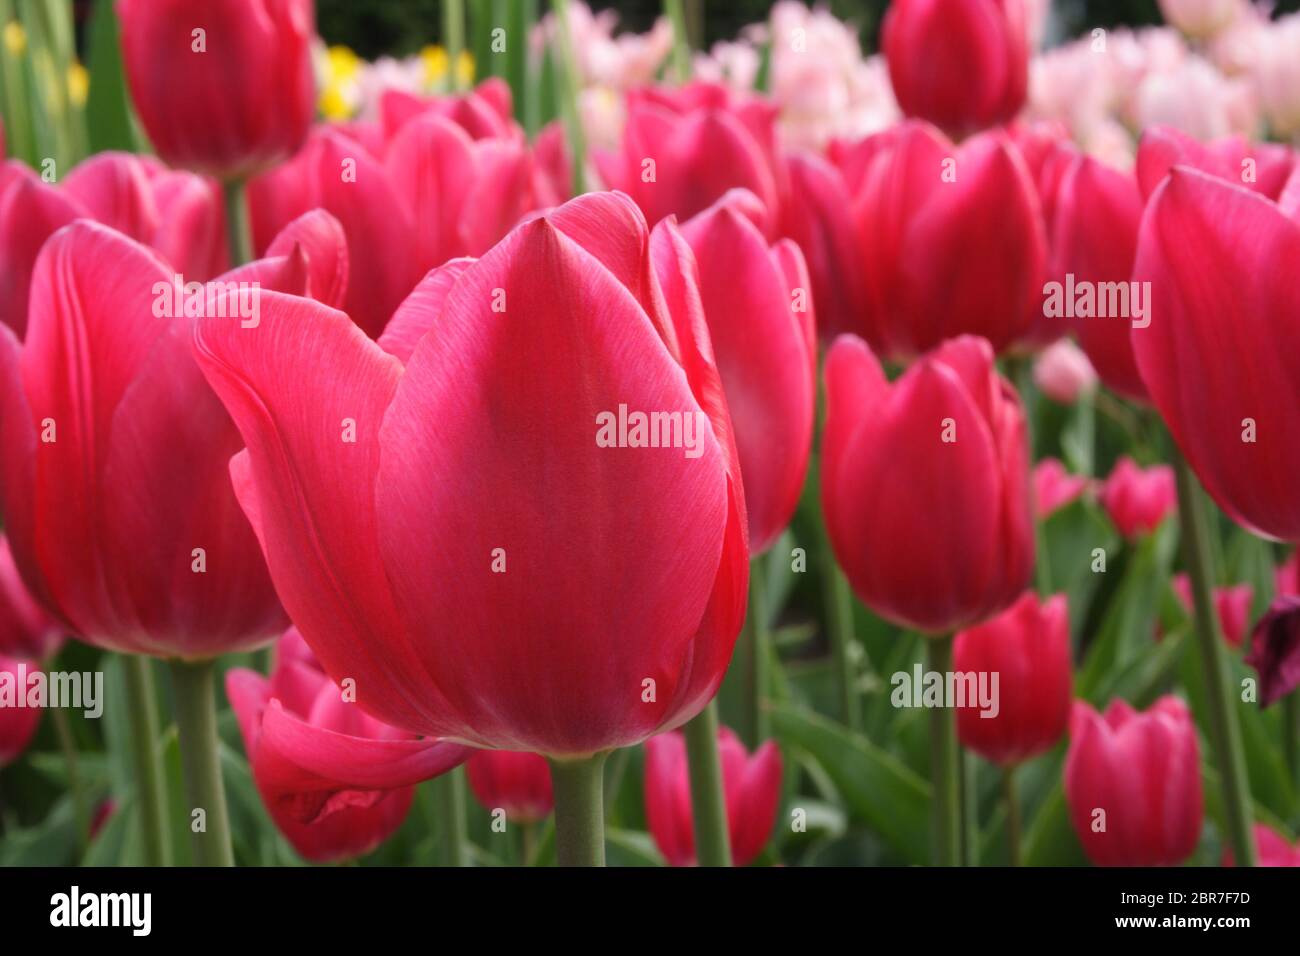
[[882, 0, 1029, 137], [1157, 0, 1242, 39], [1033, 458, 1089, 520], [249, 129, 419, 337], [681, 191, 815, 554], [1244, 597, 1300, 707], [0, 654, 42, 767], [192, 191, 749, 756], [118, 0, 316, 179], [1224, 824, 1300, 867], [823, 334, 1033, 633], [0, 211, 349, 657], [379, 78, 519, 145], [1170, 574, 1253, 648], [1136, 126, 1294, 202], [845, 122, 1046, 358], [1097, 457, 1176, 540], [0, 536, 63, 660], [228, 629, 470, 863], [644, 725, 781, 867], [1065, 696, 1203, 866], [465, 751, 554, 824], [1277, 551, 1300, 598], [1032, 339, 1097, 405], [1131, 166, 1300, 542], [594, 81, 782, 237]]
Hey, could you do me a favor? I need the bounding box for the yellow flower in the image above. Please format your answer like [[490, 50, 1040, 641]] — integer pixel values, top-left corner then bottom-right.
[[319, 83, 353, 121], [67, 61, 88, 109], [326, 44, 361, 81], [422, 44, 448, 84], [457, 50, 475, 87], [4, 20, 26, 56]]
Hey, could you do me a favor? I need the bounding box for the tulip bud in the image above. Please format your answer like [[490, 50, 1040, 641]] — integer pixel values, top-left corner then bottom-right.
[[228, 629, 470, 863], [882, 0, 1029, 137], [823, 334, 1033, 634], [1033, 457, 1088, 520], [955, 592, 1072, 766], [681, 191, 815, 554], [644, 725, 781, 867], [1170, 574, 1253, 648], [1032, 339, 1097, 405], [1224, 823, 1300, 867], [1097, 457, 1176, 540], [465, 751, 554, 824], [846, 122, 1046, 358], [1065, 696, 1203, 866], [118, 0, 316, 179]]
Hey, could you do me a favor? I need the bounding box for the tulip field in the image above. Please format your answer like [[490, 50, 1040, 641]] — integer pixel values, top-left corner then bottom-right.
[[1, 0, 1300, 902]]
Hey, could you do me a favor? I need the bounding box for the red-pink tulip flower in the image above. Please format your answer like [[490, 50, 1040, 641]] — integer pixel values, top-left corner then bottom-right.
[[1278, 551, 1300, 598], [823, 334, 1033, 633], [848, 122, 1046, 359], [1065, 696, 1203, 867], [192, 191, 749, 756], [954, 591, 1071, 766], [250, 129, 418, 338], [0, 212, 349, 657], [594, 82, 782, 237], [644, 725, 781, 867], [1131, 167, 1300, 542], [117, 0, 316, 180], [380, 79, 520, 145], [777, 151, 865, 339], [882, 0, 1029, 137], [1097, 457, 1176, 540], [1225, 824, 1300, 867], [1033, 457, 1088, 520], [1049, 154, 1148, 402], [0, 536, 62, 660], [227, 629, 471, 863], [681, 191, 814, 554], [1171, 574, 1253, 648], [1244, 597, 1300, 707], [1136, 126, 1295, 202], [385, 113, 564, 274], [0, 153, 226, 337], [0, 654, 41, 767], [465, 750, 554, 824], [1032, 339, 1096, 405]]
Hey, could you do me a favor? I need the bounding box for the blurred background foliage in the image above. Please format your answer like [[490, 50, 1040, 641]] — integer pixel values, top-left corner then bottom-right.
[[315, 0, 1300, 58]]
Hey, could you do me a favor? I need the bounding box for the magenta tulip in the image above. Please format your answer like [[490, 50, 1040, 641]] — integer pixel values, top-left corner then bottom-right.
[[1224, 824, 1300, 867], [823, 334, 1033, 633], [0, 654, 42, 767], [192, 191, 749, 756], [118, 0, 316, 179], [0, 536, 62, 660], [465, 751, 554, 824], [1097, 457, 1176, 540], [681, 191, 815, 554], [1033, 457, 1088, 520], [1065, 696, 1203, 866], [644, 725, 781, 867], [1170, 575, 1253, 648], [1244, 597, 1300, 707]]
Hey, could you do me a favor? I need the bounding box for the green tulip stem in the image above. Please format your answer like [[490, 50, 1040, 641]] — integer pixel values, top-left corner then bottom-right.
[[221, 178, 253, 267], [549, 752, 608, 866], [123, 655, 172, 866], [683, 700, 733, 866], [432, 767, 470, 866], [928, 634, 961, 867], [1002, 764, 1021, 867], [169, 658, 235, 866]]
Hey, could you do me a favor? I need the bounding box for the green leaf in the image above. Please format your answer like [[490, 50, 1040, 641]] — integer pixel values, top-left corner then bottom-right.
[[85, 0, 139, 154]]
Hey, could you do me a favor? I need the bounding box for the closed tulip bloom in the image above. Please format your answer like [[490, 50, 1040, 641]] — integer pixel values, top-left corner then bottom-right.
[[1050, 154, 1147, 402], [193, 191, 749, 756], [0, 212, 350, 657], [117, 0, 316, 179], [1224, 824, 1300, 867], [1131, 167, 1300, 541], [1171, 574, 1253, 648], [681, 191, 815, 554], [1277, 551, 1300, 598], [1244, 597, 1300, 707], [644, 726, 781, 867], [1097, 457, 1176, 540], [228, 629, 470, 863], [594, 82, 782, 237], [1033, 457, 1088, 519], [379, 79, 520, 145], [0, 654, 42, 767], [850, 122, 1046, 358], [823, 334, 1033, 633], [0, 536, 62, 660], [882, 0, 1029, 137], [955, 591, 1071, 766], [465, 751, 554, 824], [1032, 339, 1097, 405], [250, 128, 418, 337], [1135, 126, 1295, 203], [1065, 696, 1203, 867]]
